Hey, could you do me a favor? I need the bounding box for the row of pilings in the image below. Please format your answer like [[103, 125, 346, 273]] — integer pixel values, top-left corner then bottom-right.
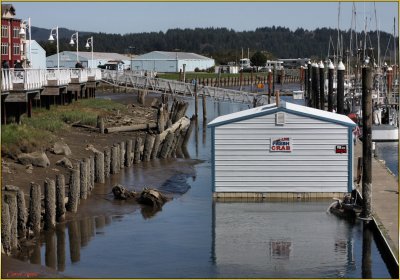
[[302, 60, 346, 114], [1, 96, 193, 256], [303, 58, 375, 220]]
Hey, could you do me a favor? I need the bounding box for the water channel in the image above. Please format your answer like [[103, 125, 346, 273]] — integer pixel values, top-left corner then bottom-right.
[[21, 92, 396, 278]]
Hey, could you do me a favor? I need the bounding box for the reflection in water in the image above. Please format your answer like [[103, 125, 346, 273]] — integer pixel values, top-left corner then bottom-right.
[[56, 224, 66, 272], [140, 205, 162, 219], [68, 220, 81, 263], [29, 240, 41, 265], [362, 221, 372, 279], [45, 231, 56, 269]]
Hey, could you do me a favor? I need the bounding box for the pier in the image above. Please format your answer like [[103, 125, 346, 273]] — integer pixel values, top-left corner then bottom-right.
[[354, 141, 399, 263]]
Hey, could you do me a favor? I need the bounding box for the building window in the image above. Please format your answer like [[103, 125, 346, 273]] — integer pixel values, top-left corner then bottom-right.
[[13, 43, 20, 55], [275, 112, 285, 125], [1, 25, 8, 38], [1, 43, 8, 55], [13, 27, 19, 38]]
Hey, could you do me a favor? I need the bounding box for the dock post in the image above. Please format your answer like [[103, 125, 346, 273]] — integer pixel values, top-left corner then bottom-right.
[[111, 145, 118, 174], [337, 60, 345, 114], [2, 203, 11, 254], [202, 91, 207, 121], [361, 64, 373, 219], [79, 160, 88, 199], [134, 138, 142, 163], [66, 164, 80, 213], [28, 182, 41, 233], [4, 192, 18, 249], [95, 152, 105, 183], [267, 70, 272, 104], [104, 147, 111, 178], [44, 178, 56, 230], [328, 60, 334, 112], [151, 134, 161, 159], [157, 107, 165, 133], [307, 61, 312, 107], [56, 174, 66, 222], [311, 62, 318, 108], [319, 61, 325, 110], [143, 134, 155, 162], [125, 139, 132, 167], [194, 78, 198, 118]]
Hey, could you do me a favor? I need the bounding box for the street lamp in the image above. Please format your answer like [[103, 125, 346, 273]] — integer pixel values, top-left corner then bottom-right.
[[19, 17, 31, 68], [69, 32, 79, 64], [48, 26, 59, 70], [85, 36, 93, 68]]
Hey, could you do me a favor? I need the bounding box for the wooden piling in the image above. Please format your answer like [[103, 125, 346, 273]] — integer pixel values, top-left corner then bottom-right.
[[28, 182, 41, 233], [328, 61, 334, 112], [311, 62, 319, 109], [151, 134, 161, 159], [2, 203, 11, 254], [116, 143, 121, 170], [160, 132, 175, 159], [119, 141, 126, 169], [125, 139, 133, 167], [194, 80, 198, 118], [104, 147, 111, 178], [4, 193, 17, 249], [361, 65, 373, 219], [182, 116, 195, 147], [97, 116, 104, 134], [319, 61, 325, 110], [134, 137, 142, 163], [337, 60, 345, 114], [5, 185, 27, 239], [79, 160, 88, 199], [307, 61, 312, 107], [95, 152, 105, 183], [56, 174, 66, 222], [202, 92, 207, 120], [44, 178, 56, 230], [89, 156, 95, 191], [66, 164, 80, 213], [143, 134, 156, 161], [111, 145, 119, 174], [157, 107, 165, 133]]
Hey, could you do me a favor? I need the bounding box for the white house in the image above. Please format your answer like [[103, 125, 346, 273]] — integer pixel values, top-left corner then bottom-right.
[[46, 51, 131, 68], [25, 40, 46, 69], [208, 101, 356, 196], [131, 51, 215, 72]]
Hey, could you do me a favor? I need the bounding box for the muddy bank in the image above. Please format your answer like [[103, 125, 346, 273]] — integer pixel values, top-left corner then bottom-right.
[[1, 91, 200, 277]]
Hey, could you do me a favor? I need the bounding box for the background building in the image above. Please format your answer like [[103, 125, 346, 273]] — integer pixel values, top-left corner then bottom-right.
[[131, 51, 215, 72], [25, 40, 46, 69], [1, 4, 23, 67], [46, 51, 131, 68]]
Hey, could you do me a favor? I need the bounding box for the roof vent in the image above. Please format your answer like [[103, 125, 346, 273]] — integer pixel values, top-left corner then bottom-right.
[[276, 112, 285, 125]]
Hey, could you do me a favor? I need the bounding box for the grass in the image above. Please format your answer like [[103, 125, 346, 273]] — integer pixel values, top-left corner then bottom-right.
[[1, 99, 126, 156]]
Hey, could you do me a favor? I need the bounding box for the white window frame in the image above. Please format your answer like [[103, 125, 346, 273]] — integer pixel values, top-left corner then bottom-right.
[[13, 43, 20, 55], [1, 43, 9, 55], [1, 25, 8, 38], [13, 27, 19, 38]]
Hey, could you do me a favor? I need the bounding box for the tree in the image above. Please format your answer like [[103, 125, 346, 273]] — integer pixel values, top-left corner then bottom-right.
[[250, 51, 267, 67]]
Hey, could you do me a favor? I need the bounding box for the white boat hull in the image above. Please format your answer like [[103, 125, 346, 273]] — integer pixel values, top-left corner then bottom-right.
[[372, 125, 399, 142]]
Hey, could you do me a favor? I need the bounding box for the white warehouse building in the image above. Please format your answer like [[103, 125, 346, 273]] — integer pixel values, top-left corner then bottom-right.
[[208, 101, 356, 197], [131, 51, 215, 72], [46, 51, 131, 68], [25, 40, 46, 69]]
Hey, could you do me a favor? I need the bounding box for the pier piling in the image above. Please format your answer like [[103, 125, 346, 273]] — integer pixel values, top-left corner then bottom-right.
[[319, 61, 325, 110], [56, 174, 66, 222], [361, 65, 373, 219], [337, 60, 345, 114], [28, 182, 41, 233], [104, 147, 111, 178], [328, 61, 334, 112], [44, 178, 56, 230], [80, 160, 88, 199], [111, 145, 119, 174], [67, 164, 80, 213], [95, 152, 105, 183], [4, 192, 18, 249], [2, 203, 11, 254]]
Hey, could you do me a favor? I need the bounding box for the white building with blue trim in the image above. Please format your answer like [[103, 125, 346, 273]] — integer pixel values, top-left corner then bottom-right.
[[131, 51, 214, 72], [208, 101, 356, 197]]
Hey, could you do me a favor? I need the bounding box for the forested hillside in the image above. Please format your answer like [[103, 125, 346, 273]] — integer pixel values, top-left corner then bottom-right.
[[33, 26, 396, 64]]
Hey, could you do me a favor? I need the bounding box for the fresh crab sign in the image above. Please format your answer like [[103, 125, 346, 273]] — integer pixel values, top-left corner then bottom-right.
[[270, 137, 292, 152]]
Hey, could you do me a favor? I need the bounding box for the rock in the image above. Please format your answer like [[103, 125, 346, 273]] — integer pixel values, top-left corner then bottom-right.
[[56, 157, 73, 169], [26, 164, 33, 174], [86, 144, 100, 154], [17, 152, 50, 168], [51, 142, 72, 156], [4, 185, 19, 192], [137, 188, 168, 208], [2, 166, 11, 174], [112, 184, 137, 200]]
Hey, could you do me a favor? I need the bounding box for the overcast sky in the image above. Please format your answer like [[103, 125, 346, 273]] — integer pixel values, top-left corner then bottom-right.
[[9, 2, 399, 34]]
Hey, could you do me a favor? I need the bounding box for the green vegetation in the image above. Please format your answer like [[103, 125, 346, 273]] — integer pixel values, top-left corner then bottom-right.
[[1, 99, 126, 156]]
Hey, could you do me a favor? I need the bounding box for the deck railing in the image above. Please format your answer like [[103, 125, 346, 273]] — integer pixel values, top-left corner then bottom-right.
[[46, 69, 71, 86], [1, 69, 13, 91], [7, 69, 47, 90], [88, 68, 102, 81], [70, 68, 88, 83]]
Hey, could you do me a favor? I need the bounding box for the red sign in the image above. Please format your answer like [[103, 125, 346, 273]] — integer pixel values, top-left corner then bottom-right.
[[271, 137, 292, 152], [335, 145, 347, 154]]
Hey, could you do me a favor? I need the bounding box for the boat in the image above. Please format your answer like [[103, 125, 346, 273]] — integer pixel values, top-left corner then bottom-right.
[[328, 193, 363, 220], [292, 90, 304, 100]]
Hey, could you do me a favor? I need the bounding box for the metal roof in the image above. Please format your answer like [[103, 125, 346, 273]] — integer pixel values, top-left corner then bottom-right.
[[208, 101, 356, 127], [47, 51, 132, 61], [133, 51, 213, 61]]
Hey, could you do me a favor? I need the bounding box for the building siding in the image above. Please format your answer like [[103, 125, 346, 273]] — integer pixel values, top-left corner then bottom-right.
[[214, 112, 351, 193]]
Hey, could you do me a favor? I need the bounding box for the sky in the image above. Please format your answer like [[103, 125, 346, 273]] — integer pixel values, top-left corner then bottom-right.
[[8, 1, 399, 35]]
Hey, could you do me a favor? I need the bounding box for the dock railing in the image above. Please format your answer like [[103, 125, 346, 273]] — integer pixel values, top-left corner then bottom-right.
[[70, 68, 88, 83], [1, 69, 13, 91], [46, 69, 71, 86], [8, 69, 47, 91]]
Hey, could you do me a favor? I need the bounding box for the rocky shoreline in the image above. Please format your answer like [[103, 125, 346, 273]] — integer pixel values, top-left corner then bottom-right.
[[1, 92, 198, 278]]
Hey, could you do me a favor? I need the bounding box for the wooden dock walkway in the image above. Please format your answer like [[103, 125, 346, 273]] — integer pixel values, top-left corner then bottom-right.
[[353, 140, 399, 261]]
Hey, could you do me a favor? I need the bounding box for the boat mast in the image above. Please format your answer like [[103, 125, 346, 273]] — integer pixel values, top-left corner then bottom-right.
[[394, 17, 397, 68], [374, 3, 380, 67]]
